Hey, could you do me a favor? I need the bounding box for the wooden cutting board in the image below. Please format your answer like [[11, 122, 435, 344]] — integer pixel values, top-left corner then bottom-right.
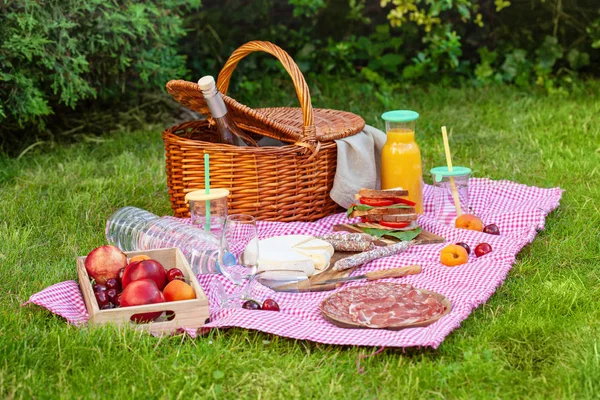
[[286, 226, 445, 292], [332, 224, 445, 246]]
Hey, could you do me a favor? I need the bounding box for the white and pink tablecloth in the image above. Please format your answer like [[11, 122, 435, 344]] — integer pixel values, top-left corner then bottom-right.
[[26, 178, 563, 348]]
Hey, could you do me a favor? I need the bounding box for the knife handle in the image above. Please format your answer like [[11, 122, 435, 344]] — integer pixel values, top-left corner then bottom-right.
[[365, 265, 422, 280]]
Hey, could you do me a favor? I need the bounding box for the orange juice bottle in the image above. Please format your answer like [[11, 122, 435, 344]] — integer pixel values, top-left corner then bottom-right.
[[380, 110, 424, 213]]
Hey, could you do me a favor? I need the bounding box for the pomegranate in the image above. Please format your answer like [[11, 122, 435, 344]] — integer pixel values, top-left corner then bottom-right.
[[84, 245, 127, 284], [122, 259, 168, 290]]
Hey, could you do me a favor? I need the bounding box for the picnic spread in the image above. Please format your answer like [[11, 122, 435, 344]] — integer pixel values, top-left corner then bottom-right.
[[25, 41, 563, 349]]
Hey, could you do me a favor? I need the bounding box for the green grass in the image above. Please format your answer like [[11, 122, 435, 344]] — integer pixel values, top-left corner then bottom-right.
[[1, 80, 600, 399]]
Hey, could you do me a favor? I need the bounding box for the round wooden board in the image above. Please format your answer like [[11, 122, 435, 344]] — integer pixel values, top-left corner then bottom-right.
[[319, 287, 452, 330]]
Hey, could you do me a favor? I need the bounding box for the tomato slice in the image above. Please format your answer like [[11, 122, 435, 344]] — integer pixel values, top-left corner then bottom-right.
[[391, 198, 416, 206], [378, 221, 411, 229], [360, 216, 368, 223], [359, 197, 394, 207]]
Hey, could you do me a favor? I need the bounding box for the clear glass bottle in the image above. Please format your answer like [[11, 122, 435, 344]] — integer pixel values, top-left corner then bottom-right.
[[198, 76, 257, 147], [105, 206, 221, 275]]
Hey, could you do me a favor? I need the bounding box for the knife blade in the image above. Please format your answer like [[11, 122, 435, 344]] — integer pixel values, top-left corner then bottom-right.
[[312, 264, 422, 286]]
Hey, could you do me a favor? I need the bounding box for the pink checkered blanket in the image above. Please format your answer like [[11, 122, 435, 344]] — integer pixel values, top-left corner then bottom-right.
[[26, 178, 562, 348]]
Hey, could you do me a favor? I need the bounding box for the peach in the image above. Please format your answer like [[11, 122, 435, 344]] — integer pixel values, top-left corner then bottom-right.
[[440, 244, 469, 267], [455, 213, 484, 231]]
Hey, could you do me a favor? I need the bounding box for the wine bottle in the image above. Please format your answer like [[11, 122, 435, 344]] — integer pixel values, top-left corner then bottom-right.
[[198, 76, 257, 146]]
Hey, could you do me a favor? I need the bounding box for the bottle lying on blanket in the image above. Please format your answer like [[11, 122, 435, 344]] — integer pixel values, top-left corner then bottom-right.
[[105, 206, 221, 275]]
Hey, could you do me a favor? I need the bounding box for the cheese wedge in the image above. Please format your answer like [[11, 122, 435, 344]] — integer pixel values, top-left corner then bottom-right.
[[250, 235, 334, 277]]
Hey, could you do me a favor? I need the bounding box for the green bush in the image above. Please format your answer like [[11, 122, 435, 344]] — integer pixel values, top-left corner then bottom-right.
[[0, 0, 199, 133], [185, 0, 599, 94]]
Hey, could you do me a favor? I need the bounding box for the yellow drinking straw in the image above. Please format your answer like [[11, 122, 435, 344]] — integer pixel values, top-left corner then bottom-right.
[[441, 126, 463, 216], [204, 153, 211, 232]]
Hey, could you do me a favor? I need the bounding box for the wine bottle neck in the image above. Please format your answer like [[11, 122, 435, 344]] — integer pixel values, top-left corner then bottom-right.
[[202, 87, 228, 119]]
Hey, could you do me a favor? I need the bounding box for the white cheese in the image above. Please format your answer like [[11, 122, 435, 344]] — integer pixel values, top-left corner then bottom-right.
[[251, 235, 334, 277]]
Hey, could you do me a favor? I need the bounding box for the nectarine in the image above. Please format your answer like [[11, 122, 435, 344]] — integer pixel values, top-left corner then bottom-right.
[[455, 214, 484, 231], [440, 244, 469, 266]]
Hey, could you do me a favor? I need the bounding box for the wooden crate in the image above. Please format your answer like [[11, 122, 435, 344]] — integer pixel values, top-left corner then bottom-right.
[[77, 248, 209, 336]]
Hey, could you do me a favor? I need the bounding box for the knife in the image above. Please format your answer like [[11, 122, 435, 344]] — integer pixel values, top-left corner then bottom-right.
[[313, 264, 422, 286]]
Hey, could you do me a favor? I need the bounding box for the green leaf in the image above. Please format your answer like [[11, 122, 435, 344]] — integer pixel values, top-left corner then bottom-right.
[[360, 227, 423, 242], [567, 49, 590, 71], [213, 370, 224, 380], [347, 203, 411, 218], [536, 36, 564, 71]]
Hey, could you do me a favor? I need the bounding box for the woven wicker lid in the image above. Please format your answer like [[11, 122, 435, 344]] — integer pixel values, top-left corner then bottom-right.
[[166, 41, 365, 144]]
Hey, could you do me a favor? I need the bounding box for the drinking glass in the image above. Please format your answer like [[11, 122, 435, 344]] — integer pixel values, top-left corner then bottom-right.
[[218, 214, 259, 306]]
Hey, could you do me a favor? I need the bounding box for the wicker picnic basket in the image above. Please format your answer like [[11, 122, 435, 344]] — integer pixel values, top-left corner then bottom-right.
[[163, 41, 365, 222]]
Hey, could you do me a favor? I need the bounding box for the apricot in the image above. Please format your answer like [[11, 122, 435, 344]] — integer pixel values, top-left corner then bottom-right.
[[440, 244, 469, 267], [129, 254, 151, 263], [455, 213, 484, 231], [163, 280, 196, 302]]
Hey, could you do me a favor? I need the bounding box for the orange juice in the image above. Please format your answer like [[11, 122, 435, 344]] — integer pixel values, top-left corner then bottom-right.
[[380, 111, 423, 213]]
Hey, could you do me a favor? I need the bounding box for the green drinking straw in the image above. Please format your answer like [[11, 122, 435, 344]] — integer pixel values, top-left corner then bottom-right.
[[204, 153, 211, 232]]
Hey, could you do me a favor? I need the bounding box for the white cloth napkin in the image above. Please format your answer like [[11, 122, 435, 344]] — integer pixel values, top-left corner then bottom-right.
[[330, 124, 387, 209]]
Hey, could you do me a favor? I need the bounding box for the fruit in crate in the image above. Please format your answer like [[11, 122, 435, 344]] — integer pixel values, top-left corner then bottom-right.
[[440, 244, 469, 266], [167, 268, 185, 282], [483, 224, 500, 235], [105, 278, 121, 292], [129, 254, 151, 263], [95, 290, 109, 308], [474, 243, 493, 257], [120, 279, 165, 322], [163, 280, 196, 301], [122, 259, 168, 290], [455, 214, 484, 231], [84, 245, 128, 284]]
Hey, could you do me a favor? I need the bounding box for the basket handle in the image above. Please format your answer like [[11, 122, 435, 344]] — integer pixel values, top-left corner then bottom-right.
[[216, 41, 316, 143]]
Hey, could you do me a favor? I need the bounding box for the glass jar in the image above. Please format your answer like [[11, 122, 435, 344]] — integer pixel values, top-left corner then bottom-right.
[[430, 166, 472, 225], [185, 188, 229, 237], [380, 110, 424, 213]]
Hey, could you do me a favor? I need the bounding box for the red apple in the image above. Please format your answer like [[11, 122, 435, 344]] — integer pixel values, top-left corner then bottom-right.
[[120, 279, 165, 323], [85, 245, 127, 284], [122, 259, 168, 290]]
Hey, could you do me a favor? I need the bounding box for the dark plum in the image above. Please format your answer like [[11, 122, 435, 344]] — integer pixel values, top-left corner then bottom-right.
[[242, 300, 261, 310], [483, 224, 500, 235], [455, 242, 471, 255]]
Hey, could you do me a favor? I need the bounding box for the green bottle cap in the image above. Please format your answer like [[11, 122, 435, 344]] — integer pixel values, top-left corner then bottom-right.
[[430, 166, 472, 183], [381, 110, 420, 122]]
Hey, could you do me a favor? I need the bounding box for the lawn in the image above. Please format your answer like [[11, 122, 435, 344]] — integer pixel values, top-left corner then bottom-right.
[[1, 80, 599, 399]]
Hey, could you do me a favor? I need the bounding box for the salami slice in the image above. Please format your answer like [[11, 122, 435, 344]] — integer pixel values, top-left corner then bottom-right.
[[319, 282, 450, 330]]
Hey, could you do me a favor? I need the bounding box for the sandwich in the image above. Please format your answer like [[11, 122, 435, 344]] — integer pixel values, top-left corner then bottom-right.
[[346, 188, 422, 241]]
